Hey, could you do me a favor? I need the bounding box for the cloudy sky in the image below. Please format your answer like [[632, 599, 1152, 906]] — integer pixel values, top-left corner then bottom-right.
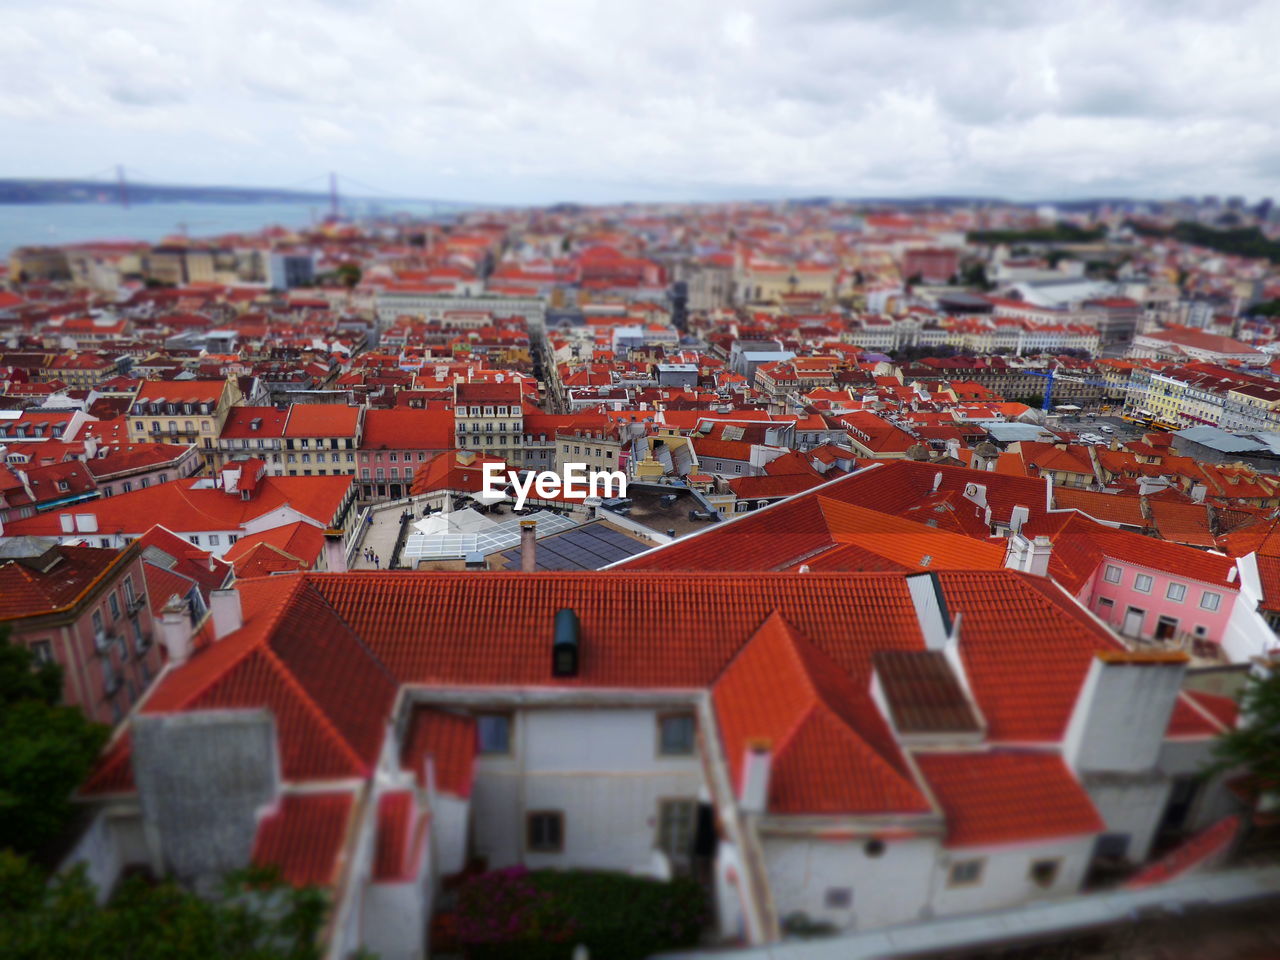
[[3, 0, 1278, 205]]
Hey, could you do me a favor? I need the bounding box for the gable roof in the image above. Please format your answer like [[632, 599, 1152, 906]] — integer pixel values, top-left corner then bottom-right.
[[713, 612, 930, 815]]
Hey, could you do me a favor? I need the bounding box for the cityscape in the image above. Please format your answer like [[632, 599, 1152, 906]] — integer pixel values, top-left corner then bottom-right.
[[3, 4, 1280, 960]]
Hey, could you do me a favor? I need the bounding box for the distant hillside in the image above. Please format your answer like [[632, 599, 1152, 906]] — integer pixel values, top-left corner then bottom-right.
[[0, 179, 333, 205]]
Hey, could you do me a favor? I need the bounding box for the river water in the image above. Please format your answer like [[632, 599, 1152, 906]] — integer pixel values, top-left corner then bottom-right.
[[0, 200, 455, 257]]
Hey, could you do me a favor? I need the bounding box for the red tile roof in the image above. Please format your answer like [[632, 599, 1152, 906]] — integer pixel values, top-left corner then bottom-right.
[[713, 612, 929, 815], [915, 751, 1104, 847], [372, 790, 424, 883], [0, 545, 122, 621], [361, 408, 454, 451], [141, 578, 397, 780], [618, 494, 1004, 574], [1124, 815, 1241, 888], [252, 792, 353, 886], [400, 706, 476, 797], [3, 475, 353, 538], [283, 404, 360, 438]]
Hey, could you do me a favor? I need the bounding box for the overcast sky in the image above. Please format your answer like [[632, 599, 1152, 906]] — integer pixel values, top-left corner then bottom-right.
[[3, 0, 1278, 205]]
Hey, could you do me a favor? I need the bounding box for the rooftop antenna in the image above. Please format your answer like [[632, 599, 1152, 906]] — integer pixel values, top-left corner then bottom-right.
[[116, 164, 129, 210]]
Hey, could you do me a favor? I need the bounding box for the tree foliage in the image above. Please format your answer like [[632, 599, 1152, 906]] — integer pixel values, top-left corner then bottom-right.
[[1211, 668, 1280, 792], [455, 866, 708, 960], [967, 224, 1105, 245], [0, 855, 331, 960], [0, 630, 108, 857], [1127, 220, 1280, 264]]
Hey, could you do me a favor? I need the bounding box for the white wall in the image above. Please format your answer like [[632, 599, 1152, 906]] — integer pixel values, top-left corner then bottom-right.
[[713, 841, 749, 942], [59, 808, 149, 903], [929, 836, 1094, 918], [761, 834, 937, 932], [1082, 777, 1172, 863], [470, 708, 704, 872], [1222, 553, 1280, 663]]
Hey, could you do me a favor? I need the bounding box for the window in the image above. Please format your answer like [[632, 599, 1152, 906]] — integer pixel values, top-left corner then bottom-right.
[[1103, 564, 1121, 584], [476, 713, 512, 754], [948, 859, 984, 887], [1200, 591, 1221, 611], [1029, 859, 1060, 888], [656, 798, 697, 864], [1166, 582, 1186, 602], [658, 713, 696, 756], [526, 811, 563, 852], [92, 610, 104, 636], [1094, 833, 1130, 860], [1134, 574, 1153, 594], [208, 534, 221, 546], [1097, 597, 1114, 614], [123, 576, 135, 607], [108, 593, 121, 619], [812, 887, 851, 914], [30, 640, 53, 665]]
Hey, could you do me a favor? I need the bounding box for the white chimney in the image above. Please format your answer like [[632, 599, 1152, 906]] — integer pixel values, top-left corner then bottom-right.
[[1027, 535, 1053, 576], [520, 519, 537, 573], [160, 595, 193, 665], [209, 588, 243, 640], [740, 741, 772, 814], [1008, 505, 1029, 536], [906, 571, 951, 651], [1064, 652, 1187, 775]]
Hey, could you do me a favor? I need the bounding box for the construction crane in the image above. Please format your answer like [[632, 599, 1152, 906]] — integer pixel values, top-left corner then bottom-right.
[[1024, 368, 1118, 412]]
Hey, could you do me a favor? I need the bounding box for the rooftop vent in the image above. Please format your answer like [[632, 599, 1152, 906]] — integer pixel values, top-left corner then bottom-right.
[[553, 608, 579, 678]]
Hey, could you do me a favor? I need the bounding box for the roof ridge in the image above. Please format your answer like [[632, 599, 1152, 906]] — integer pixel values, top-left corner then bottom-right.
[[256, 632, 369, 775], [156, 576, 307, 710]]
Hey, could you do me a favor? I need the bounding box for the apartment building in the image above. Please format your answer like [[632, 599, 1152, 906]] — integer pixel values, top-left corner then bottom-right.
[[281, 404, 362, 477], [357, 408, 454, 501], [126, 378, 241, 468], [454, 381, 525, 465], [0, 538, 158, 726]]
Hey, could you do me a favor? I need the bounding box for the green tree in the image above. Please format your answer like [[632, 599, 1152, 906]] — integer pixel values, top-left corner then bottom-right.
[[0, 630, 108, 858], [0, 854, 332, 960], [336, 263, 361, 289], [1211, 668, 1280, 793]]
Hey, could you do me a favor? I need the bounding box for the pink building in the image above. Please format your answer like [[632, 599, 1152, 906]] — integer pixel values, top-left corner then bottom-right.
[[1035, 517, 1237, 649], [0, 538, 160, 725]]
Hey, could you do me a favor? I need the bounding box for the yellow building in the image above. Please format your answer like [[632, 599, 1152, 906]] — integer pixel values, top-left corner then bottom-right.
[[126, 378, 240, 467]]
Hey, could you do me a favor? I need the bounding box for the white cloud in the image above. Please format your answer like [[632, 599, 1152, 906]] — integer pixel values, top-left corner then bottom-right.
[[1, 0, 1278, 203]]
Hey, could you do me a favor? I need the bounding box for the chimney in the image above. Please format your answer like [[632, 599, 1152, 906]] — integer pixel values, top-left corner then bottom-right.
[[552, 608, 579, 678], [323, 529, 347, 572], [1008, 505, 1029, 536], [1027, 535, 1053, 576], [209, 588, 243, 640], [1064, 651, 1187, 775], [1005, 533, 1030, 571], [906, 571, 952, 650], [520, 519, 537, 572], [740, 741, 772, 814], [160, 595, 193, 665]]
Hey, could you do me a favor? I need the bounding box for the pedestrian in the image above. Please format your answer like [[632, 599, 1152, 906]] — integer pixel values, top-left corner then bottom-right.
[[375, 554, 380, 569]]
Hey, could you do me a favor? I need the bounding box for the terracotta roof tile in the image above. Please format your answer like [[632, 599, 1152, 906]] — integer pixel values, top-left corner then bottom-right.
[[252, 792, 353, 886], [916, 751, 1104, 847], [401, 706, 476, 796]]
